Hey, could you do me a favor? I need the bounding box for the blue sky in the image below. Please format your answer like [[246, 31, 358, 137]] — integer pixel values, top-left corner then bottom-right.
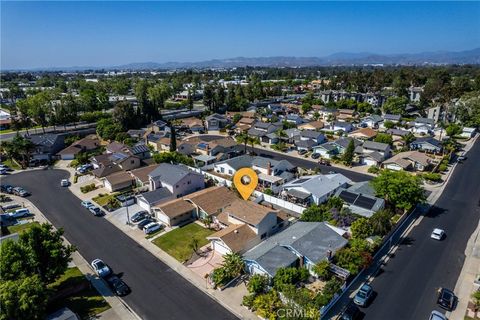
[[1, 1, 479, 69]]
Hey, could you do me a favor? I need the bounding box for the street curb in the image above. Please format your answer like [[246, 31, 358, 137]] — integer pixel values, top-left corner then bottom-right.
[[16, 186, 142, 320]]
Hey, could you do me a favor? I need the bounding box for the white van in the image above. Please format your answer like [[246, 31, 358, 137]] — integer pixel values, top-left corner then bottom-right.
[[143, 222, 162, 234], [8, 208, 30, 218]]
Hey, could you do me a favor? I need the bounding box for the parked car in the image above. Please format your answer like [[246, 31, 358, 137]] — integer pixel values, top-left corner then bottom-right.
[[298, 149, 308, 155], [437, 288, 455, 311], [13, 187, 30, 197], [137, 217, 155, 230], [354, 284, 373, 307], [431, 228, 445, 241], [457, 155, 467, 163], [91, 259, 111, 278], [339, 303, 361, 320], [88, 206, 104, 217], [106, 275, 131, 296], [143, 222, 163, 234], [0, 184, 14, 194], [131, 210, 149, 223], [429, 310, 447, 320], [8, 208, 30, 218], [0, 168, 7, 175], [319, 159, 331, 166], [81, 200, 94, 209], [60, 179, 70, 187], [311, 153, 320, 159]]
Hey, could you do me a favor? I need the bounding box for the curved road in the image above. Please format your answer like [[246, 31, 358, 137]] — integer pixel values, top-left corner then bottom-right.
[[3, 169, 237, 320]]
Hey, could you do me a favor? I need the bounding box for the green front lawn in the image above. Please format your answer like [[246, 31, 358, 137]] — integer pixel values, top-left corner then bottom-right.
[[48, 267, 110, 318], [92, 193, 116, 206], [6, 221, 39, 235], [152, 223, 215, 262]]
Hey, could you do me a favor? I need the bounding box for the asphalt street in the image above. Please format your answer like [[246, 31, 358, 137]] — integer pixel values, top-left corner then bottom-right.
[[198, 134, 371, 182], [362, 140, 480, 320], [2, 170, 237, 320]]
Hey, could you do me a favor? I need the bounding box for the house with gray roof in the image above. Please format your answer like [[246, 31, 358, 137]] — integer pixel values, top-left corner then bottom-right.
[[206, 113, 229, 131], [312, 142, 339, 159], [148, 163, 204, 195], [281, 173, 352, 205], [28, 133, 67, 161], [243, 222, 348, 277], [355, 140, 391, 166], [136, 187, 174, 213], [335, 188, 385, 218], [409, 137, 442, 153], [383, 114, 401, 123], [361, 115, 383, 128], [332, 121, 354, 133], [412, 117, 435, 134]]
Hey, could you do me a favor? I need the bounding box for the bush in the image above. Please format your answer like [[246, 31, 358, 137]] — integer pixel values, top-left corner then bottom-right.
[[438, 163, 448, 172], [350, 218, 373, 239], [422, 172, 442, 182], [80, 183, 97, 194], [273, 267, 309, 290], [312, 260, 331, 281], [242, 294, 256, 309], [368, 166, 380, 174], [248, 274, 269, 294], [263, 188, 273, 196]]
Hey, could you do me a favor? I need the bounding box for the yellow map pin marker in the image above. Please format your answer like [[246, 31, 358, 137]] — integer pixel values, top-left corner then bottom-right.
[[233, 167, 258, 200]]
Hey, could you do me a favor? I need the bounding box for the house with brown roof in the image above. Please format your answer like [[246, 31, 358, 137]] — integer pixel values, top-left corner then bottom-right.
[[57, 135, 101, 160], [184, 186, 238, 219], [298, 120, 324, 131], [130, 164, 160, 187], [382, 151, 432, 172], [152, 198, 196, 227], [207, 200, 280, 255], [207, 224, 259, 255], [103, 171, 134, 192], [349, 128, 378, 141], [337, 109, 357, 121]]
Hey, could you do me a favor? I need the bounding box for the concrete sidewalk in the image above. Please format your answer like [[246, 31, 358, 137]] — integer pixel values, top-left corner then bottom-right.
[[8, 194, 139, 320], [104, 210, 256, 320]]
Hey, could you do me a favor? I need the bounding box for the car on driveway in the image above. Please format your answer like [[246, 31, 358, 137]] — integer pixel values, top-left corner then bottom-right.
[[143, 222, 163, 234], [91, 259, 112, 278], [137, 217, 155, 230], [311, 153, 320, 159], [8, 208, 30, 218], [106, 275, 131, 296], [431, 228, 445, 241], [60, 179, 70, 187], [429, 310, 447, 320], [437, 288, 455, 311], [131, 210, 149, 223], [298, 149, 308, 155], [88, 206, 105, 217], [354, 284, 373, 307], [81, 200, 94, 209]]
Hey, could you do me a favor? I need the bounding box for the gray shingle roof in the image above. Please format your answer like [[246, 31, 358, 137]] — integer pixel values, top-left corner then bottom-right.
[[139, 188, 173, 205], [243, 222, 348, 276], [363, 140, 390, 152], [283, 174, 351, 200], [300, 130, 324, 140], [148, 163, 200, 185], [334, 137, 362, 149], [415, 117, 435, 125], [384, 114, 401, 121]]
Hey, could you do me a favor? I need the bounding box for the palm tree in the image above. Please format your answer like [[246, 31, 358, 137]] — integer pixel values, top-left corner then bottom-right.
[[248, 136, 260, 155], [236, 133, 249, 154], [222, 252, 245, 277], [189, 237, 199, 255]]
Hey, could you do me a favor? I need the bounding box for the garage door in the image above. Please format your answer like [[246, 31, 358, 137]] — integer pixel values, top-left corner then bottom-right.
[[364, 158, 377, 166], [212, 240, 231, 255]]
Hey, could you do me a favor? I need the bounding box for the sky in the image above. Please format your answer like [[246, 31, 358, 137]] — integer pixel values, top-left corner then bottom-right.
[[1, 1, 479, 70]]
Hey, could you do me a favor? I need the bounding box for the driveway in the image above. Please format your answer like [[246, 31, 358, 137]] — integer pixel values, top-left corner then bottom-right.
[[2, 169, 237, 320]]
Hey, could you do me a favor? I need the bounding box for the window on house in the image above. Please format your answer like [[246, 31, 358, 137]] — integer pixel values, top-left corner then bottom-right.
[[261, 233, 267, 239], [220, 167, 225, 173]]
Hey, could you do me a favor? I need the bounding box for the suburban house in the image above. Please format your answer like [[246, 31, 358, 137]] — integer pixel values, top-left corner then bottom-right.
[[332, 121, 354, 133], [336, 109, 357, 121], [412, 117, 435, 135], [312, 142, 339, 159], [184, 186, 238, 220], [298, 120, 324, 131], [361, 115, 383, 128], [335, 188, 385, 218], [207, 200, 279, 255], [234, 117, 256, 134], [349, 128, 378, 141], [152, 198, 196, 227], [382, 151, 432, 171], [213, 155, 296, 189], [355, 141, 391, 166], [387, 128, 411, 146], [179, 117, 205, 132], [281, 173, 352, 206], [130, 164, 160, 188], [206, 113, 229, 131], [136, 188, 174, 213], [195, 137, 240, 157], [148, 163, 204, 195], [284, 114, 304, 125], [126, 129, 146, 140], [28, 133, 67, 161], [317, 107, 339, 121], [332, 137, 363, 154], [103, 171, 134, 192], [57, 135, 100, 160], [248, 121, 281, 145], [243, 222, 348, 277], [383, 114, 401, 123], [410, 137, 442, 153]]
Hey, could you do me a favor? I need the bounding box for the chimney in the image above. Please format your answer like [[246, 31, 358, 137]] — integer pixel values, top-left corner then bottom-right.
[[267, 161, 272, 176], [234, 229, 239, 234]]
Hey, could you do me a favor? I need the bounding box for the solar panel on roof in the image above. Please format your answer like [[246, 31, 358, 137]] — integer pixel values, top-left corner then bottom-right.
[[354, 196, 377, 210], [338, 190, 358, 204], [292, 178, 309, 184]]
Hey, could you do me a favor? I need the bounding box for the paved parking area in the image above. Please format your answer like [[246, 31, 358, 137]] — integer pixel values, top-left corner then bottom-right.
[[187, 248, 224, 279], [108, 204, 145, 226]]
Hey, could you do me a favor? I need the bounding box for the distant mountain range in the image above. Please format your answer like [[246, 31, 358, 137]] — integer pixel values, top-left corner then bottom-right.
[[9, 48, 480, 71]]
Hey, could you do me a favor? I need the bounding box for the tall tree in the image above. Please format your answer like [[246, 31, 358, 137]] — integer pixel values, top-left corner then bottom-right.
[[342, 139, 355, 166], [169, 125, 177, 152], [113, 100, 136, 130]]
